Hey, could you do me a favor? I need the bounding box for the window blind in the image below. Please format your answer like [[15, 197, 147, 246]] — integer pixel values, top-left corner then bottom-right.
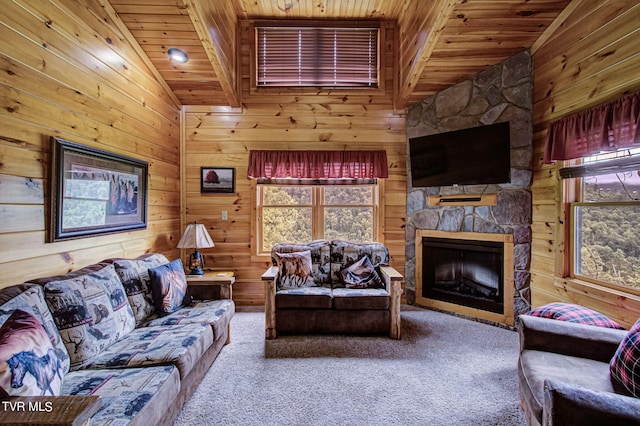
[[256, 25, 379, 88]]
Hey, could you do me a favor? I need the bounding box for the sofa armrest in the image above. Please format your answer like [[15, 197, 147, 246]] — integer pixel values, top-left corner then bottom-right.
[[262, 266, 278, 339], [380, 265, 403, 340], [543, 379, 640, 426], [517, 314, 626, 362]]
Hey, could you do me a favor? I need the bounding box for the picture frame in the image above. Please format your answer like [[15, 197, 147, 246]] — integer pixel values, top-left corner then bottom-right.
[[48, 137, 148, 242], [201, 167, 235, 194]]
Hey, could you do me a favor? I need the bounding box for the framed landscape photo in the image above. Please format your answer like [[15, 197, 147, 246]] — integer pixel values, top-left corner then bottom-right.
[[48, 137, 148, 242], [201, 167, 235, 194]]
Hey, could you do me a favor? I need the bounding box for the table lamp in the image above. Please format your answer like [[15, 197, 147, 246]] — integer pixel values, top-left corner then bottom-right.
[[177, 221, 214, 275]]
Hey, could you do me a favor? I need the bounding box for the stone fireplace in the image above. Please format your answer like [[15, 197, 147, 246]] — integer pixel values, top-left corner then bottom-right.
[[405, 51, 533, 324]]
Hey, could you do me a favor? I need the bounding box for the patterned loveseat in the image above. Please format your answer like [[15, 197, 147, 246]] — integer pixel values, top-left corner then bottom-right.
[[0, 253, 234, 425], [261, 240, 403, 339]]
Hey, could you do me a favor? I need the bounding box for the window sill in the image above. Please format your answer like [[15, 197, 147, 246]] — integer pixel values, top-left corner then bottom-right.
[[554, 276, 640, 301]]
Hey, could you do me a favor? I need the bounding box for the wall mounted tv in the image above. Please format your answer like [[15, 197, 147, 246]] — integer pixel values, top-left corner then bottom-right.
[[409, 121, 511, 187]]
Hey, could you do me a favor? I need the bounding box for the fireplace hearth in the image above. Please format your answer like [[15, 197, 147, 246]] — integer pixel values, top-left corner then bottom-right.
[[415, 230, 515, 325]]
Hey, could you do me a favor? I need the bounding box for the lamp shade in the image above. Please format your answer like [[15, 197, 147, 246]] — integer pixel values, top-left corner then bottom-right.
[[176, 222, 214, 249]]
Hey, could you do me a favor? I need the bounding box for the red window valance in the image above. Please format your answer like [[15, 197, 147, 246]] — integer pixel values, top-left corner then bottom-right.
[[247, 150, 388, 179], [544, 91, 640, 163]]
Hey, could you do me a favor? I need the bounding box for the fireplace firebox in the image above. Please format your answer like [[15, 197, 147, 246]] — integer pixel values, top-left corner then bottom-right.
[[422, 237, 504, 314], [415, 230, 514, 325]]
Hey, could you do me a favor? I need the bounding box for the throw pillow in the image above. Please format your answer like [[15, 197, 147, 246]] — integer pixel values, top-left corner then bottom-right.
[[610, 318, 640, 397], [0, 310, 64, 397], [275, 250, 315, 290], [526, 302, 625, 330], [148, 259, 192, 315], [112, 254, 170, 326], [338, 255, 384, 289]]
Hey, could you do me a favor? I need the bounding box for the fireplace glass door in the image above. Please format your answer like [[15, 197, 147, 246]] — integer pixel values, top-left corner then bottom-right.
[[422, 237, 504, 314]]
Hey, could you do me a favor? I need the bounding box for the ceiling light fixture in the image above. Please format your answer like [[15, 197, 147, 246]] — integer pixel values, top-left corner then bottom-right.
[[168, 48, 188, 63]]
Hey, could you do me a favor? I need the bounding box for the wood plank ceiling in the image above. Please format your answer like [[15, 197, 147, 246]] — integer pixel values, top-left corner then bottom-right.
[[108, 0, 572, 108]]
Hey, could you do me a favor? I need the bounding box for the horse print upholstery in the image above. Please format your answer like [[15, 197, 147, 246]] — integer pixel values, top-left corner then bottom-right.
[[0, 309, 64, 396], [274, 250, 315, 290]]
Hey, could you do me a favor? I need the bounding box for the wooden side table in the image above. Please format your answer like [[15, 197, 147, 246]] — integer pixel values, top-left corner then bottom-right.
[[186, 271, 235, 300]]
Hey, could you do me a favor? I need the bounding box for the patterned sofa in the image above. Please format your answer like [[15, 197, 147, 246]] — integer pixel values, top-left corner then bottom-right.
[[0, 253, 234, 425], [261, 240, 403, 339]]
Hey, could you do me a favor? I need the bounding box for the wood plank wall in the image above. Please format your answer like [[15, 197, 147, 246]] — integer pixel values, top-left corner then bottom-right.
[[183, 21, 406, 306], [0, 0, 181, 288], [530, 0, 640, 327]]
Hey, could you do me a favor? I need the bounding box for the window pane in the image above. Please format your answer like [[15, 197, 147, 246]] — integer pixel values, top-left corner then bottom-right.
[[574, 205, 640, 288], [263, 207, 312, 249], [324, 186, 373, 205], [263, 186, 312, 205], [583, 170, 640, 202], [324, 207, 373, 242]]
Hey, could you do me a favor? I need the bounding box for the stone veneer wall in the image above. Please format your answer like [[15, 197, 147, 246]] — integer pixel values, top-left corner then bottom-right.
[[405, 50, 533, 317]]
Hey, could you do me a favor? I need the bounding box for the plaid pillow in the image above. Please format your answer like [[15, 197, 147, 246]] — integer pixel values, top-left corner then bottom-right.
[[610, 318, 640, 397], [526, 302, 625, 330]]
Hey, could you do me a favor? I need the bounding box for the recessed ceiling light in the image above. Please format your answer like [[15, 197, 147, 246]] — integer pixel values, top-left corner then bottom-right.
[[168, 48, 188, 63]]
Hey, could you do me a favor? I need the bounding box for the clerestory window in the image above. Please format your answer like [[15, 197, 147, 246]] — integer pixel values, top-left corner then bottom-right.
[[255, 23, 379, 88]]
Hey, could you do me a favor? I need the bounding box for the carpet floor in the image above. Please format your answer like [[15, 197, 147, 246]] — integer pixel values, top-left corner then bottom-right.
[[173, 306, 526, 426]]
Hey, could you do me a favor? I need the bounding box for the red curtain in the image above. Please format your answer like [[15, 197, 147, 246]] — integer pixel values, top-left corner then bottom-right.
[[247, 150, 388, 179], [544, 91, 640, 163]]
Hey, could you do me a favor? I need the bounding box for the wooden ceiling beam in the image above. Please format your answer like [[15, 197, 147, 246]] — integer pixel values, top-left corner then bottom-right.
[[395, 0, 457, 109], [183, 0, 241, 107]]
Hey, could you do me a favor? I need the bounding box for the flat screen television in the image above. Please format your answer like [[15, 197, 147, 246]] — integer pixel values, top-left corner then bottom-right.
[[409, 121, 511, 187]]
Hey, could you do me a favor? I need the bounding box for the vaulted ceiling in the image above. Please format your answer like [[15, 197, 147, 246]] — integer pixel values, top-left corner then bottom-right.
[[106, 0, 573, 108]]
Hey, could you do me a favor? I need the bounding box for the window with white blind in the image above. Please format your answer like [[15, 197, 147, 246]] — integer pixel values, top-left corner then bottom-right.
[[255, 23, 379, 88]]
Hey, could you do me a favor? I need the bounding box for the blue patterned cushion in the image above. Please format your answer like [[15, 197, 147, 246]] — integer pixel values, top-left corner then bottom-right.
[[610, 318, 640, 397], [111, 254, 169, 326], [63, 365, 179, 426], [338, 255, 384, 289], [42, 264, 136, 370], [142, 299, 235, 341], [148, 259, 192, 315], [84, 324, 212, 379], [274, 250, 316, 290], [527, 303, 625, 329], [0, 310, 64, 397]]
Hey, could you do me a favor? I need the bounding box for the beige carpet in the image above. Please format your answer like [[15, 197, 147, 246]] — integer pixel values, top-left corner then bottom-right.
[[173, 305, 525, 425]]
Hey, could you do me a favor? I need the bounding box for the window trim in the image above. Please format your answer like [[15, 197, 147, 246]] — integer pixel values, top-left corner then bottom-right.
[[251, 179, 384, 260], [563, 156, 640, 295], [248, 20, 386, 96]]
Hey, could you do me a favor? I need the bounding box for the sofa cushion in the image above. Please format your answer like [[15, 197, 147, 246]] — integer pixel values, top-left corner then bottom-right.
[[84, 323, 213, 379], [142, 299, 235, 341], [39, 263, 136, 370], [110, 253, 170, 326], [276, 287, 333, 309], [148, 259, 192, 315], [519, 349, 616, 423], [331, 288, 390, 310], [0, 284, 70, 374], [527, 302, 625, 330], [271, 240, 331, 286], [63, 365, 179, 426], [330, 240, 389, 287], [274, 250, 316, 290], [610, 318, 640, 397], [338, 255, 384, 289], [0, 310, 65, 397]]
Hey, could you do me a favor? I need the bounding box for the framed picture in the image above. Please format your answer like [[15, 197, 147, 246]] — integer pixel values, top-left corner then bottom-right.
[[48, 137, 148, 242], [201, 167, 235, 194]]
